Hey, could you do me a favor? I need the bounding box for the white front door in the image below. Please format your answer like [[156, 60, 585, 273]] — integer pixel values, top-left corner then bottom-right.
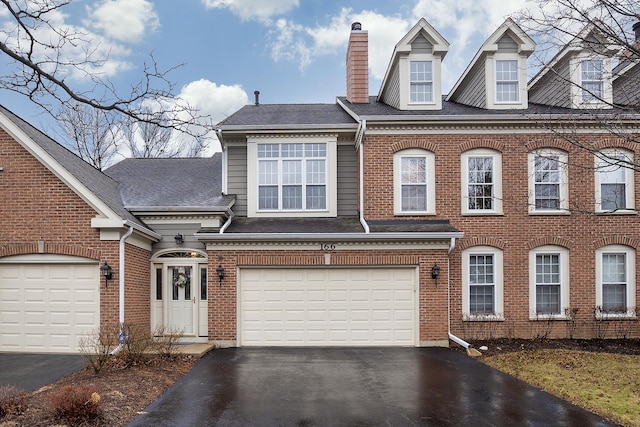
[[168, 265, 195, 335]]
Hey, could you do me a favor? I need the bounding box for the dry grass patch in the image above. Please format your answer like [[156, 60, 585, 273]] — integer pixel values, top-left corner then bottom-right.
[[484, 349, 640, 427]]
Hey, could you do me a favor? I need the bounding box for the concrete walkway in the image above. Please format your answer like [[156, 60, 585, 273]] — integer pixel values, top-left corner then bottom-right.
[[127, 347, 615, 427]]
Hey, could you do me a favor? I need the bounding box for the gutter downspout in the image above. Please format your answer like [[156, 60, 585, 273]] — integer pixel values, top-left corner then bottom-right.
[[219, 208, 235, 234], [357, 119, 369, 233], [111, 225, 134, 355], [446, 237, 478, 353]]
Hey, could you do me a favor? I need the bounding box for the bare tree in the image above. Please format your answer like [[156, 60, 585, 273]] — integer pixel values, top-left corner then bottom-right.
[[118, 106, 210, 158], [0, 0, 213, 141], [56, 102, 120, 169]]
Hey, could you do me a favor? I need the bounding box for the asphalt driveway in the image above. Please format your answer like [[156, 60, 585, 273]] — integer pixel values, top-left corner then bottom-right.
[[127, 347, 614, 427], [0, 353, 86, 391]]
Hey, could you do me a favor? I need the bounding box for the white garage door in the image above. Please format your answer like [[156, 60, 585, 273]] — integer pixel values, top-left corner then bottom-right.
[[239, 267, 417, 346], [0, 255, 100, 353]]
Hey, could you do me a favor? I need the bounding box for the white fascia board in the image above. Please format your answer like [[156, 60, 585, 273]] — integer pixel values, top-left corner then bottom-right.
[[0, 112, 120, 222], [195, 232, 464, 242], [92, 218, 161, 242]]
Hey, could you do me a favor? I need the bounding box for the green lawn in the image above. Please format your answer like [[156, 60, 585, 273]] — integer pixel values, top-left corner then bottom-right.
[[484, 349, 640, 427]]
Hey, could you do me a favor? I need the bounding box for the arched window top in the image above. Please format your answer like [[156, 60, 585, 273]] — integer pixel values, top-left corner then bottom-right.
[[153, 250, 207, 260]]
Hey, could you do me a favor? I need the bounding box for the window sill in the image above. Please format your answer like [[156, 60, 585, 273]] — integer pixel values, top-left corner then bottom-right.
[[595, 314, 637, 320], [529, 314, 569, 321], [463, 315, 504, 322], [528, 210, 570, 216], [394, 212, 436, 216], [461, 212, 504, 216], [595, 210, 637, 215]]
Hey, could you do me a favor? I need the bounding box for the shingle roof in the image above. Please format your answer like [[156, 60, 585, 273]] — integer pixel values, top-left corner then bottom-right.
[[209, 217, 460, 235], [218, 103, 358, 129], [338, 96, 592, 117], [0, 104, 143, 227], [104, 155, 233, 210]]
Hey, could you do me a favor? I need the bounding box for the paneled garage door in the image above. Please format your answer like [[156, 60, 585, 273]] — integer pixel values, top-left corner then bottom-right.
[[239, 267, 417, 346], [0, 256, 100, 353]]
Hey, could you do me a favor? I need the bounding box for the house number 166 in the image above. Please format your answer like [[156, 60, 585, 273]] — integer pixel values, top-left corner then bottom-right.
[[321, 243, 336, 251]]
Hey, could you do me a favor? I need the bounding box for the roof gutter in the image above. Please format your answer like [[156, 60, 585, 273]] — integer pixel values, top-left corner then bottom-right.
[[356, 119, 369, 233], [196, 231, 463, 242], [122, 220, 161, 241]]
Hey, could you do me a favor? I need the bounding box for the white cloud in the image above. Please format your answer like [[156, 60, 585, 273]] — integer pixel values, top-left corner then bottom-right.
[[267, 7, 409, 81], [0, 5, 133, 81], [201, 0, 299, 22], [85, 0, 159, 44], [178, 79, 249, 125]]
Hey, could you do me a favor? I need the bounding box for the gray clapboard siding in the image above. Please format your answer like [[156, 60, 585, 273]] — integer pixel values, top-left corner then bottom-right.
[[454, 62, 487, 108], [411, 34, 433, 54], [227, 145, 248, 216], [380, 63, 401, 109], [529, 60, 571, 108], [613, 65, 640, 106], [151, 223, 206, 254], [337, 143, 358, 216], [497, 34, 518, 52]]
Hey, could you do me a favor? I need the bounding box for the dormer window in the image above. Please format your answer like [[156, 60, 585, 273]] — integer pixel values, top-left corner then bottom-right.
[[495, 60, 519, 102], [410, 61, 433, 103], [581, 60, 604, 102]]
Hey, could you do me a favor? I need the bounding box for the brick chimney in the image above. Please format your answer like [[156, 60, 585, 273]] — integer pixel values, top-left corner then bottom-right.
[[346, 22, 369, 104]]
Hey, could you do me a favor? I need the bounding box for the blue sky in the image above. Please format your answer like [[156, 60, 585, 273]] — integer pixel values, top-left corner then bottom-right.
[[1, 0, 537, 156]]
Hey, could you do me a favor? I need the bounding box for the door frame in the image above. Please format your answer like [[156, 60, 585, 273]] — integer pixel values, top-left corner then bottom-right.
[[151, 249, 208, 342]]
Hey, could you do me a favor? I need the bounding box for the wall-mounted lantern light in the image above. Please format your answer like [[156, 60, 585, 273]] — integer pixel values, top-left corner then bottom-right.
[[431, 263, 441, 286], [216, 264, 225, 287], [174, 233, 184, 245], [100, 261, 112, 288]]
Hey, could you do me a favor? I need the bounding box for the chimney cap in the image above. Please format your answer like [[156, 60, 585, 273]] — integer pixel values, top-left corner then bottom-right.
[[254, 90, 260, 105], [351, 22, 362, 31]]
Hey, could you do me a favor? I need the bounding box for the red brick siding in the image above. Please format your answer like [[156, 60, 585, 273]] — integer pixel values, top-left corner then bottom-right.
[[207, 249, 448, 343], [0, 128, 149, 332], [362, 132, 640, 339]]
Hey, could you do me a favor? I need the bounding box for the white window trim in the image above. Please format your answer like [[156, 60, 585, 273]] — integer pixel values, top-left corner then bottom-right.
[[569, 53, 613, 109], [595, 245, 636, 319], [393, 148, 436, 215], [529, 246, 570, 320], [461, 149, 502, 215], [247, 136, 337, 218], [594, 149, 635, 213], [398, 54, 443, 110], [528, 149, 569, 215], [462, 246, 504, 320], [485, 53, 529, 109]]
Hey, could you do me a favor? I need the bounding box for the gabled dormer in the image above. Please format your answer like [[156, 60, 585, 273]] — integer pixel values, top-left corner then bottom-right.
[[447, 18, 535, 110], [529, 22, 619, 109], [377, 18, 449, 110]]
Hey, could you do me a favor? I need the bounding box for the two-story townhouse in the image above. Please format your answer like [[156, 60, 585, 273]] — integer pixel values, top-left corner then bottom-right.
[[212, 17, 640, 346], [1, 17, 639, 353]]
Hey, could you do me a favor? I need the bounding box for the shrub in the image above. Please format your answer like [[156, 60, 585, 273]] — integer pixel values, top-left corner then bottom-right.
[[79, 323, 119, 373], [0, 385, 27, 418], [152, 325, 184, 359], [49, 384, 101, 424], [119, 322, 153, 366]]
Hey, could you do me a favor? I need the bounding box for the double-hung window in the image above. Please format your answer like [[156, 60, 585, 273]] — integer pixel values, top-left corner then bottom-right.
[[596, 245, 636, 317], [528, 149, 568, 213], [495, 60, 519, 103], [394, 149, 435, 215], [595, 149, 634, 212], [581, 60, 603, 102], [409, 61, 433, 103], [529, 246, 569, 318], [462, 149, 502, 214], [257, 142, 327, 211], [462, 246, 503, 319]]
